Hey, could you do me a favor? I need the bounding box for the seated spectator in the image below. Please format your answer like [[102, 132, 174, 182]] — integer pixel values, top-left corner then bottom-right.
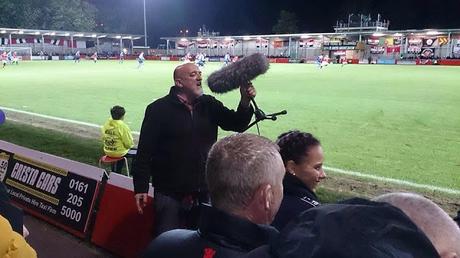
[[271, 130, 326, 230], [142, 133, 285, 258], [271, 197, 440, 258], [0, 215, 36, 258], [101, 105, 135, 174], [374, 193, 460, 258]]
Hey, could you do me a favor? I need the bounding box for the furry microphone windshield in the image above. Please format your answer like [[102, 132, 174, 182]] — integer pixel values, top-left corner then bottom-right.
[[207, 53, 269, 93]]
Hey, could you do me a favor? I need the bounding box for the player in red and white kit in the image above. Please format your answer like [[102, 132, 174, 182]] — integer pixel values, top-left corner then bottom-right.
[[340, 56, 347, 67], [12, 51, 19, 65], [183, 52, 192, 63], [320, 55, 329, 68], [91, 52, 98, 63], [1, 51, 7, 68]]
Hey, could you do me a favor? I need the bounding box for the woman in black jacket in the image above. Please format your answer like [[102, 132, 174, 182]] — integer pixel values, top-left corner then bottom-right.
[[272, 130, 326, 230]]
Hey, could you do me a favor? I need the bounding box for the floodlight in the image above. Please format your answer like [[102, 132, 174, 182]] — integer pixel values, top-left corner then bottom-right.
[[180, 38, 188, 41], [301, 35, 310, 39], [18, 31, 24, 34], [50, 32, 56, 35], [372, 32, 385, 37], [64, 33, 70, 36], [92, 34, 97, 38], [35, 32, 40, 35], [243, 36, 251, 40], [74, 33, 84, 37], [197, 38, 203, 41], [225, 37, 233, 41], [115, 35, 122, 39], [393, 33, 403, 37], [0, 30, 6, 33]]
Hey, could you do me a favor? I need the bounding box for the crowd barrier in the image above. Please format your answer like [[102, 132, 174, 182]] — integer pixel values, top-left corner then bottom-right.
[[438, 59, 460, 66], [268, 58, 289, 63], [0, 140, 155, 257], [377, 58, 397, 65], [416, 59, 460, 66], [91, 173, 154, 258], [24, 55, 460, 66]]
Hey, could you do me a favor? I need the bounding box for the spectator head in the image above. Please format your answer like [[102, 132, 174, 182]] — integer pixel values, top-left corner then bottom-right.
[[276, 130, 325, 191], [374, 193, 460, 258], [110, 105, 125, 120], [206, 133, 285, 225]]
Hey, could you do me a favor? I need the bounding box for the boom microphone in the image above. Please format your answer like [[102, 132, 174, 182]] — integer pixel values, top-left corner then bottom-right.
[[207, 53, 269, 93]]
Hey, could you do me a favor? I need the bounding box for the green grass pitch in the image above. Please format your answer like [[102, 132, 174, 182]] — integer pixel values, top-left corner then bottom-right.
[[1, 60, 459, 190]]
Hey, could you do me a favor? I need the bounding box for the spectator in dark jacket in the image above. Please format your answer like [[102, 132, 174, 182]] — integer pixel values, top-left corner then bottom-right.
[[142, 133, 285, 258], [271, 130, 326, 230], [374, 193, 460, 258], [272, 197, 441, 258], [244, 194, 459, 258]]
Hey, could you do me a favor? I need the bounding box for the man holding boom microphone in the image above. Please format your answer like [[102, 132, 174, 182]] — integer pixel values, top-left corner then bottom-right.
[[133, 62, 256, 237]]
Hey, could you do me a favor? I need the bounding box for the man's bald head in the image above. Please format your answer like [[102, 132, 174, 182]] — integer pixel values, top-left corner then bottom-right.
[[173, 63, 197, 81], [172, 63, 203, 100], [374, 193, 460, 258]]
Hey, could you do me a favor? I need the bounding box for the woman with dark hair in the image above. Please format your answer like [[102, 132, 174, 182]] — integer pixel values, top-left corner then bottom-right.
[[272, 130, 326, 230]]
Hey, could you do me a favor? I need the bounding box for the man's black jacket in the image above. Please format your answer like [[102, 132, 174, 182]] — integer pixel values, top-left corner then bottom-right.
[[133, 87, 253, 193], [142, 205, 279, 258]]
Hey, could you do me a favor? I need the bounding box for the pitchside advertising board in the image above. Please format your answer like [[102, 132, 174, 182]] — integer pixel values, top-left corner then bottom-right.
[[0, 140, 105, 237]]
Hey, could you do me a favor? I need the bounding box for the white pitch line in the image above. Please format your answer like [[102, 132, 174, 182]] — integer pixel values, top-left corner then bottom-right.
[[324, 166, 460, 195], [2, 106, 459, 195], [0, 106, 140, 135]]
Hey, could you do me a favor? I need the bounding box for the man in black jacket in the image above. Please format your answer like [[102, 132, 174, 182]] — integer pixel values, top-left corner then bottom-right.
[[133, 63, 255, 236], [374, 193, 460, 257], [142, 133, 285, 258], [272, 198, 441, 258]]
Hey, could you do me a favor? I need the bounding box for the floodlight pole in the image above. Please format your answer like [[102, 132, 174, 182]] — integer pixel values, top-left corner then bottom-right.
[[143, 0, 148, 47]]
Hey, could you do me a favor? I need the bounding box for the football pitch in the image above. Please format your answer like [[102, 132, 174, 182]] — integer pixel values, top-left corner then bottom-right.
[[1, 60, 459, 192]]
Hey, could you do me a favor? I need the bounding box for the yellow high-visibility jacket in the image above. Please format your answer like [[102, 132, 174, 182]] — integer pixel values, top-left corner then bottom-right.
[[101, 119, 134, 157]]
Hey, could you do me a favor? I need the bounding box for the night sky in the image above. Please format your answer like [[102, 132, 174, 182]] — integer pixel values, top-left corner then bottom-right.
[[91, 0, 460, 46]]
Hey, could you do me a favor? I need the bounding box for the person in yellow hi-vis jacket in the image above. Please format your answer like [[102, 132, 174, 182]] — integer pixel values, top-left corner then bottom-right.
[[0, 215, 37, 258], [101, 105, 135, 174]]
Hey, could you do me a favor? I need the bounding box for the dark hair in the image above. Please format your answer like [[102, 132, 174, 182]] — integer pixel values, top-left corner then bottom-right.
[[276, 130, 320, 165], [110, 105, 125, 120]]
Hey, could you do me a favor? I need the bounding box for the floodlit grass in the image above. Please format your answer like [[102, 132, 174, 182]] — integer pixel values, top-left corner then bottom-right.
[[1, 60, 459, 190], [0, 121, 102, 166], [0, 121, 350, 203]]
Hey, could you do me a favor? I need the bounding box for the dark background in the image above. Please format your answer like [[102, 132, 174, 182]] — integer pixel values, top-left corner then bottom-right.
[[92, 0, 460, 46]]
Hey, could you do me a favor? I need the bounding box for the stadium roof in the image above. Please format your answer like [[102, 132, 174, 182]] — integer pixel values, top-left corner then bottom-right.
[[161, 28, 460, 41], [0, 27, 143, 40]]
